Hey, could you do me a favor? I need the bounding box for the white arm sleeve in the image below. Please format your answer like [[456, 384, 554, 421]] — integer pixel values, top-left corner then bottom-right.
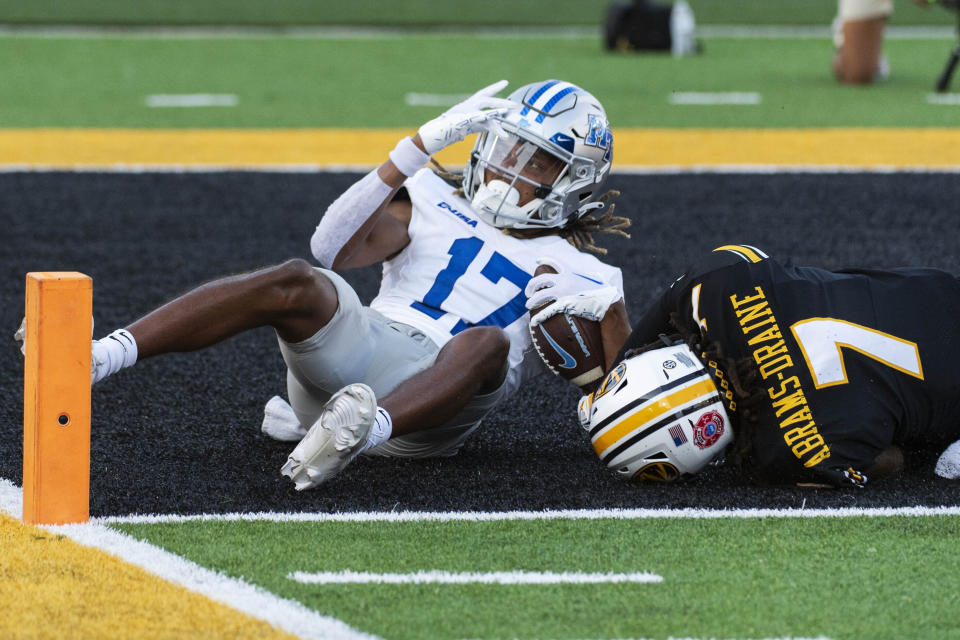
[[310, 169, 395, 269]]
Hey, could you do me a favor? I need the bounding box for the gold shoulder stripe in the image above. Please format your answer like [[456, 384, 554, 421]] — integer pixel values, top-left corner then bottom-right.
[[713, 244, 765, 263]]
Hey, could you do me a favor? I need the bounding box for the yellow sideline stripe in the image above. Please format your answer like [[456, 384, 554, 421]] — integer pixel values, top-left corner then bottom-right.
[[0, 513, 298, 639], [1, 128, 959, 167]]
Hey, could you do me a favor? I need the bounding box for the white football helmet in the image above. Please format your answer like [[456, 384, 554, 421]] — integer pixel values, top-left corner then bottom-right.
[[462, 79, 614, 230], [578, 343, 732, 482]]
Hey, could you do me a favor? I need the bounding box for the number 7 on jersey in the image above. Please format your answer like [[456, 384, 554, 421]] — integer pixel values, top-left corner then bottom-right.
[[790, 317, 924, 389]]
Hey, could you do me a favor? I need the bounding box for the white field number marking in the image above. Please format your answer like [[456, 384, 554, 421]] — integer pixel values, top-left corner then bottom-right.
[[669, 92, 761, 105], [288, 569, 663, 585], [145, 94, 238, 107], [404, 92, 471, 107], [790, 317, 923, 389], [926, 93, 960, 106]]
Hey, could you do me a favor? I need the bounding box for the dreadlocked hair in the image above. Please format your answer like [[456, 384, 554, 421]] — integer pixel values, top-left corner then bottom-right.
[[666, 312, 768, 472], [555, 190, 631, 256], [430, 158, 464, 188], [428, 159, 630, 255]]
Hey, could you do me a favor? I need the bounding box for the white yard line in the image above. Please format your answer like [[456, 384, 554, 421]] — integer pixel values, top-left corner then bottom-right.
[[0, 477, 22, 519], [699, 25, 954, 40], [94, 504, 960, 525], [0, 478, 377, 640], [289, 570, 663, 585], [0, 24, 952, 40], [669, 91, 761, 105], [404, 92, 472, 107], [145, 94, 238, 108], [926, 92, 960, 105]]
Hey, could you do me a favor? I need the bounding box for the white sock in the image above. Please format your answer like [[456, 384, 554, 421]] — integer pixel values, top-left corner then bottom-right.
[[91, 329, 138, 384], [359, 407, 393, 453]]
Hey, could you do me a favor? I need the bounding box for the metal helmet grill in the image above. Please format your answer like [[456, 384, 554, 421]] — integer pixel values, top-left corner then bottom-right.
[[463, 80, 614, 230]]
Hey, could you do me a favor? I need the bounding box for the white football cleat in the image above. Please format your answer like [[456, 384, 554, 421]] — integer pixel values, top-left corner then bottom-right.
[[13, 317, 25, 355], [261, 396, 308, 442], [935, 439, 960, 480], [280, 383, 376, 491]]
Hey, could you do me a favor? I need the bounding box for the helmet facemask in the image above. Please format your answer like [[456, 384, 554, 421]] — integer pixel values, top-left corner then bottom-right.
[[466, 125, 579, 229], [462, 80, 612, 230]]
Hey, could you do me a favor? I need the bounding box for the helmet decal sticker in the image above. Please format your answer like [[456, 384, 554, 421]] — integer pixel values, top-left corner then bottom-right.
[[549, 132, 576, 152], [668, 423, 688, 447], [584, 113, 612, 150], [520, 79, 561, 116], [594, 362, 626, 400], [633, 461, 680, 482], [535, 86, 578, 122], [692, 410, 726, 449]]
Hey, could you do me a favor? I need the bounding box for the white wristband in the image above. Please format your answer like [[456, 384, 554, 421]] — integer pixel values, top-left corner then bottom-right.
[[388, 136, 430, 177]]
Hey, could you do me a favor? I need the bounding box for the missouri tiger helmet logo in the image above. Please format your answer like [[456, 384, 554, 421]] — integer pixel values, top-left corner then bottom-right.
[[593, 362, 626, 401], [633, 461, 680, 483]]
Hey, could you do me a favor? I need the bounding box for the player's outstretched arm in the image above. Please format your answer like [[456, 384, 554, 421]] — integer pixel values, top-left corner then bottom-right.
[[310, 153, 414, 271], [312, 80, 512, 271]]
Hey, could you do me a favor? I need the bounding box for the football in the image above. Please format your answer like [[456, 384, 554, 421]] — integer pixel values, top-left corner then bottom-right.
[[529, 265, 606, 389]]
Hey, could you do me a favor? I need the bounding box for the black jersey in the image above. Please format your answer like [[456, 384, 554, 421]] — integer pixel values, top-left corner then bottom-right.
[[619, 245, 960, 486]]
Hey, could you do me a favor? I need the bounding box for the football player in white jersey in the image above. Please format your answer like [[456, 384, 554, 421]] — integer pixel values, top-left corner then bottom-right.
[[80, 79, 633, 490]]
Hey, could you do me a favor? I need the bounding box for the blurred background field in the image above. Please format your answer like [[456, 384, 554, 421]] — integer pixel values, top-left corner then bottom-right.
[[0, 0, 953, 26], [1, 36, 957, 128]]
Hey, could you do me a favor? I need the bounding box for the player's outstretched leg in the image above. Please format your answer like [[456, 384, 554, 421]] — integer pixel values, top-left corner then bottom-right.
[[281, 383, 377, 491], [380, 325, 510, 437], [279, 326, 510, 489], [90, 258, 339, 384]]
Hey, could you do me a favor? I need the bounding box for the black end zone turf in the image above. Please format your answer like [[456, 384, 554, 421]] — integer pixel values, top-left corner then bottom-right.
[[1, 172, 958, 515]]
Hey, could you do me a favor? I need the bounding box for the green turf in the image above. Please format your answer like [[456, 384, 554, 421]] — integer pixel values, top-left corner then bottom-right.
[[113, 516, 960, 640], [0, 0, 954, 27], [2, 36, 958, 128]]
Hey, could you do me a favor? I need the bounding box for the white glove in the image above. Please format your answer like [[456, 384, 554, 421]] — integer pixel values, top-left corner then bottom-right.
[[417, 80, 514, 155], [14, 317, 25, 355], [530, 286, 622, 328], [525, 257, 607, 311]]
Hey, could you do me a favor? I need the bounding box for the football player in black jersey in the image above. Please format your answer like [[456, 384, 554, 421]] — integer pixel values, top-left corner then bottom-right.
[[579, 244, 960, 488]]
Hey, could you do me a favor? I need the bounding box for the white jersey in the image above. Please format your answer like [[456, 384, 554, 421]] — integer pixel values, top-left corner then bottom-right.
[[370, 169, 624, 396]]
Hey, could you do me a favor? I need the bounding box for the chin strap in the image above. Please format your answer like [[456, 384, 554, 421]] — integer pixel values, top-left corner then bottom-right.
[[575, 201, 606, 217]]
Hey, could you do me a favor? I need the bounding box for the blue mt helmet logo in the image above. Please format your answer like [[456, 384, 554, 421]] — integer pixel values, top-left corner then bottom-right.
[[584, 114, 613, 162]]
